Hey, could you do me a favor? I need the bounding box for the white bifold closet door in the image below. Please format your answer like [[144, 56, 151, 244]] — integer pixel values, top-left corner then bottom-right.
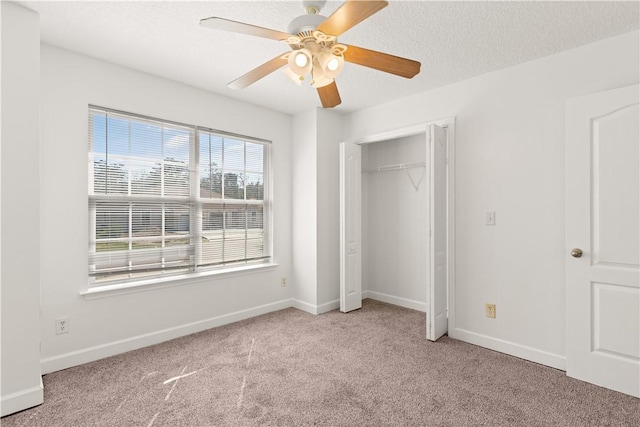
[[340, 141, 362, 313], [428, 124, 448, 341], [340, 124, 448, 342]]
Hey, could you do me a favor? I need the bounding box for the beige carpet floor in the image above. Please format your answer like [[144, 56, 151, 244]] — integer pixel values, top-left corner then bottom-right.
[[2, 299, 639, 426]]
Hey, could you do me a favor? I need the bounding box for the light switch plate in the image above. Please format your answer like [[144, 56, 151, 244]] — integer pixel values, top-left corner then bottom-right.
[[485, 211, 496, 226]]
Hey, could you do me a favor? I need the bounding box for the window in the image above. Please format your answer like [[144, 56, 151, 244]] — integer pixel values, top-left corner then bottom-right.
[[88, 107, 270, 286]]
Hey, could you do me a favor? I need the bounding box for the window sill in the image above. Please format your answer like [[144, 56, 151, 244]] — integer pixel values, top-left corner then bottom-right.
[[80, 263, 279, 300]]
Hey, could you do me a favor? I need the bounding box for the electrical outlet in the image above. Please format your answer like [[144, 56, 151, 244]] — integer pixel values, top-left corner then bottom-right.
[[485, 304, 496, 318], [56, 317, 70, 334], [281, 277, 287, 287]]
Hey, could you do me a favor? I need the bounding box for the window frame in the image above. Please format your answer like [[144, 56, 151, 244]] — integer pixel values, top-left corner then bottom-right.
[[87, 105, 273, 289]]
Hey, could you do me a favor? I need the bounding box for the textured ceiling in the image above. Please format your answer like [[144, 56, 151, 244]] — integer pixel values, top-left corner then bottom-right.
[[18, 0, 640, 115]]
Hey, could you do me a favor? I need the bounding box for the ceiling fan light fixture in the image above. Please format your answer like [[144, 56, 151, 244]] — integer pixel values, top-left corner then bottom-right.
[[318, 49, 344, 79], [295, 52, 308, 67], [288, 48, 313, 76], [283, 67, 304, 86], [310, 63, 334, 88]]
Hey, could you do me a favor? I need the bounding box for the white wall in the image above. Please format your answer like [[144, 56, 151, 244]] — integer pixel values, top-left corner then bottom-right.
[[1, 2, 44, 416], [362, 135, 428, 310], [291, 109, 318, 308], [291, 108, 343, 313], [39, 45, 293, 373], [316, 109, 342, 308], [345, 30, 640, 369]]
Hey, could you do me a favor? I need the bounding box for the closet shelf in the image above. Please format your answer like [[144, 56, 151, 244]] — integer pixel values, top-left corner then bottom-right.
[[363, 162, 425, 174], [363, 162, 426, 191]]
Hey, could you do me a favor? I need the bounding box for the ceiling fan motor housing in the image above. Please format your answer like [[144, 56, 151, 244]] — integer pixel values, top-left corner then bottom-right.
[[288, 0, 329, 34], [287, 13, 327, 35]]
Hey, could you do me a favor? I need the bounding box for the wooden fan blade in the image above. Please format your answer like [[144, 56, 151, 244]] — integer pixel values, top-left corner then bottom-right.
[[200, 17, 291, 41], [228, 54, 289, 89], [317, 81, 342, 108], [316, 0, 388, 37], [343, 45, 421, 79]]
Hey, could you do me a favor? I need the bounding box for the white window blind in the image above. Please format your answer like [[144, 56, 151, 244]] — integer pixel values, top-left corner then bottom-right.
[[88, 107, 270, 285], [197, 130, 268, 268]]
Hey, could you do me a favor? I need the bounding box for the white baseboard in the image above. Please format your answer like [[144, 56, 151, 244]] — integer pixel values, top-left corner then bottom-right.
[[449, 327, 566, 371], [39, 296, 566, 380], [317, 299, 340, 314], [362, 293, 564, 371], [291, 298, 317, 314], [41, 299, 293, 374], [0, 378, 44, 417], [364, 290, 427, 313], [291, 298, 340, 315]]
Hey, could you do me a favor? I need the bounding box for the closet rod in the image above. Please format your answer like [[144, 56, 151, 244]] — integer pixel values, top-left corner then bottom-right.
[[363, 162, 426, 174]]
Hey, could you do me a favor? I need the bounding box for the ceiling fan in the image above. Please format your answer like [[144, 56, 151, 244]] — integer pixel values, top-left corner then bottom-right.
[[200, 0, 421, 108]]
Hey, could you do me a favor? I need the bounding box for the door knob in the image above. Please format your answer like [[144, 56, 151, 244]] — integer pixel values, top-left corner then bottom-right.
[[570, 248, 583, 258]]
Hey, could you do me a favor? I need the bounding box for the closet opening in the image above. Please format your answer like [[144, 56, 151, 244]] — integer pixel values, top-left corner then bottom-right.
[[339, 119, 454, 341], [363, 134, 428, 312]]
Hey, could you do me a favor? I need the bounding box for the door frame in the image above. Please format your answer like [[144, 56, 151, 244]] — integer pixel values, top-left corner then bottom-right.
[[343, 117, 456, 337]]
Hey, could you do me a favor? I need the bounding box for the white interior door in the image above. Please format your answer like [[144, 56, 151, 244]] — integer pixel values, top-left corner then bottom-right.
[[340, 141, 362, 313], [566, 84, 640, 397], [427, 124, 448, 341]]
